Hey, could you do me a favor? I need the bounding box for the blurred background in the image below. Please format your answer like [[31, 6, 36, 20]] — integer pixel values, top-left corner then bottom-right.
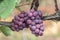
[[0, 0, 60, 40]]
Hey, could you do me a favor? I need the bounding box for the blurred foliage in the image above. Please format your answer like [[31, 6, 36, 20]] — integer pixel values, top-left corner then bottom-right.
[[0, 26, 12, 36], [0, 0, 3, 3], [0, 0, 16, 19]]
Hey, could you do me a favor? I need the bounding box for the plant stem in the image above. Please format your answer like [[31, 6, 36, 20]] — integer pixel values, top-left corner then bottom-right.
[[0, 21, 11, 27], [30, 0, 36, 9], [54, 0, 59, 11]]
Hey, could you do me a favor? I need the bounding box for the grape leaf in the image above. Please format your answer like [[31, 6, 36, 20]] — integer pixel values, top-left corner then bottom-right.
[[0, 0, 17, 19], [0, 26, 12, 36]]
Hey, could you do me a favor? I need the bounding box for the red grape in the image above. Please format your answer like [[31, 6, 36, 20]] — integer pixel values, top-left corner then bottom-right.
[[27, 9, 44, 36], [10, 9, 44, 36]]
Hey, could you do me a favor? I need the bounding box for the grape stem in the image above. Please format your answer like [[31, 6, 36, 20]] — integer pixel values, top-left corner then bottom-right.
[[30, 0, 39, 11], [0, 14, 60, 27], [42, 12, 60, 21], [0, 21, 11, 27], [30, 0, 36, 9], [54, 0, 59, 11]]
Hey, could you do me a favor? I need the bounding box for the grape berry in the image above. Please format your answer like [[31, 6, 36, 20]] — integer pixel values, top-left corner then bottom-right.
[[10, 11, 28, 31], [27, 10, 44, 36], [10, 9, 44, 36]]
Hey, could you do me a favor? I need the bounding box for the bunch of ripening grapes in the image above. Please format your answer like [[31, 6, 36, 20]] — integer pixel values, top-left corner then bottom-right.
[[10, 9, 44, 36]]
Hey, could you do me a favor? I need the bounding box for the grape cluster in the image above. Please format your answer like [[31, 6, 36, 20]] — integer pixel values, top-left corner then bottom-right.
[[10, 9, 44, 36], [10, 11, 28, 31], [26, 10, 44, 36]]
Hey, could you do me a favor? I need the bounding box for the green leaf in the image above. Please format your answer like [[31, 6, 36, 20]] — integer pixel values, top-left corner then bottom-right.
[[0, 26, 12, 36], [0, 0, 17, 19]]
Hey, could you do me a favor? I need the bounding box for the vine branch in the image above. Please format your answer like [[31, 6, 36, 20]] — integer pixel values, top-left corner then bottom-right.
[[0, 21, 11, 27], [54, 0, 59, 11]]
